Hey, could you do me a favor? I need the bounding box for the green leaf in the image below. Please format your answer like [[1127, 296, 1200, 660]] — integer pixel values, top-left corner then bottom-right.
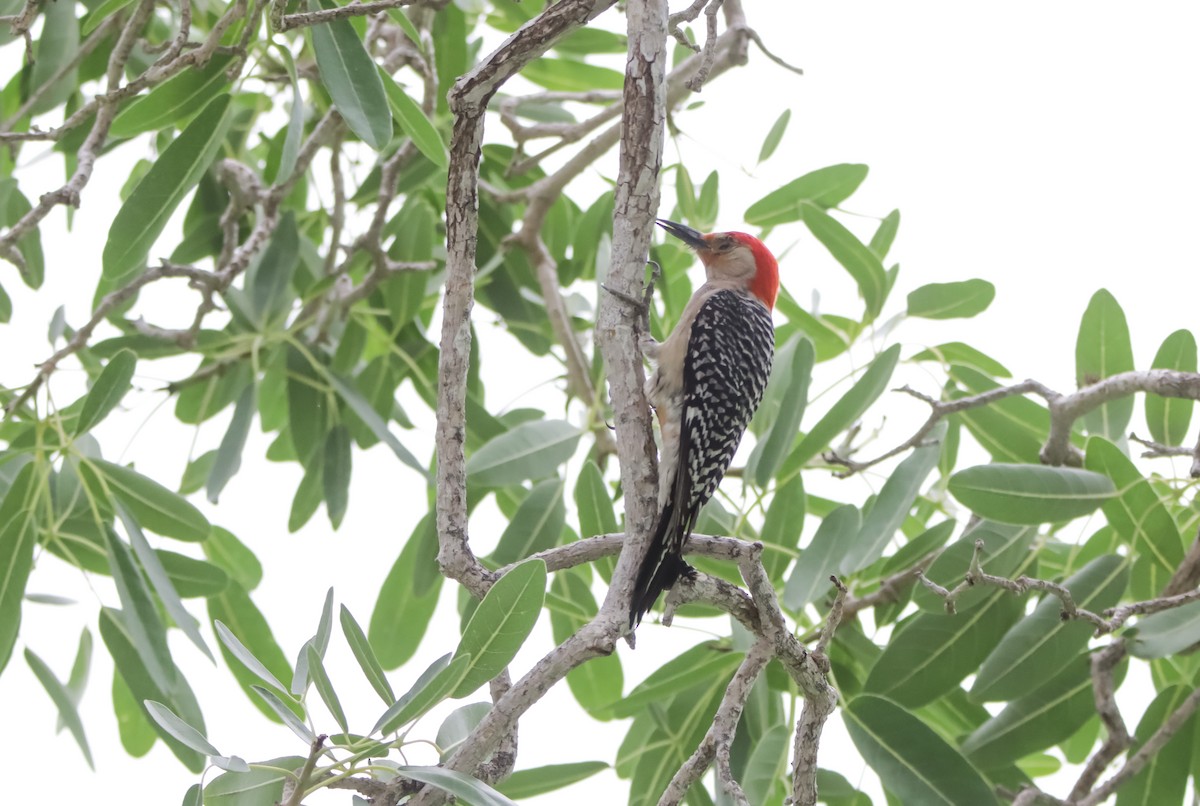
[[783, 504, 859, 610], [466, 420, 581, 487], [495, 761, 608, 799], [452, 559, 547, 697], [55, 628, 92, 734], [971, 554, 1128, 702], [607, 642, 743, 719], [1116, 686, 1195, 806], [25, 649, 93, 768], [251, 685, 314, 744], [286, 345, 328, 467], [786, 344, 900, 472], [144, 700, 221, 757], [396, 766, 519, 806], [757, 109, 791, 164], [322, 426, 352, 528], [327, 370, 428, 477], [378, 70, 447, 168], [369, 513, 442, 669], [340, 604, 394, 704], [549, 572, 622, 718], [491, 479, 565, 565], [207, 384, 256, 504], [963, 655, 1118, 770], [0, 281, 10, 323], [521, 58, 625, 92], [272, 45, 305, 183], [209, 585, 297, 723], [912, 342, 1011, 378], [373, 653, 471, 735], [0, 463, 40, 674], [742, 723, 790, 804], [1085, 436, 1183, 600], [744, 164, 869, 226], [949, 365, 1052, 463], [1075, 289, 1135, 440], [1145, 329, 1196, 446], [869, 209, 901, 261], [948, 463, 1115, 524], [800, 205, 888, 317], [911, 521, 1037, 614], [74, 350, 137, 435], [103, 94, 233, 282], [749, 336, 814, 487], [158, 550, 228, 597], [574, 460, 618, 538], [203, 527, 262, 591], [308, 0, 392, 149], [203, 756, 306, 806], [841, 422, 945, 574], [103, 527, 176, 692], [0, 179, 44, 288], [906, 280, 995, 320], [844, 695, 999, 805], [86, 459, 210, 541], [110, 56, 234, 138], [213, 619, 289, 695], [864, 590, 1023, 708], [306, 644, 348, 734], [28, 0, 78, 115], [81, 0, 137, 36], [1128, 600, 1200, 659], [760, 473, 805, 582], [246, 210, 299, 327]]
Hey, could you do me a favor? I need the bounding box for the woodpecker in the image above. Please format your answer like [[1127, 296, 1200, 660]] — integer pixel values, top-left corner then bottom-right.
[[629, 218, 779, 628]]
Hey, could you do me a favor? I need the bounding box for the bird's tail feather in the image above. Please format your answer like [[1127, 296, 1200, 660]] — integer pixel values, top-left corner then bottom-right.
[[629, 501, 693, 628]]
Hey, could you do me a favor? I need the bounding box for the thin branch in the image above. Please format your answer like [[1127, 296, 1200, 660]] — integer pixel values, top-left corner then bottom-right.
[[272, 0, 419, 32]]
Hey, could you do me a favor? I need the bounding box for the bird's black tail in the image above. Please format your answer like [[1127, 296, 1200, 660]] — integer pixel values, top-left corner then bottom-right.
[[629, 500, 694, 628]]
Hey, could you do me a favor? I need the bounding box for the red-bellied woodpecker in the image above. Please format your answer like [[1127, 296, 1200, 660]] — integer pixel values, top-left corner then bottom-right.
[[630, 218, 779, 628]]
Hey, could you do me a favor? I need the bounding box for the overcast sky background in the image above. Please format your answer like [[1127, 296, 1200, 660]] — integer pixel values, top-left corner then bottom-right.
[[2, 3, 1200, 804]]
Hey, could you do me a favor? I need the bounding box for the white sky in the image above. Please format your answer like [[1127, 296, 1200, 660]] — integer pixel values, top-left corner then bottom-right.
[[2, 2, 1199, 804]]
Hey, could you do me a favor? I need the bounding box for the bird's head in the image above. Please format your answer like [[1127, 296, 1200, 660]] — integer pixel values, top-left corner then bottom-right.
[[656, 218, 779, 310]]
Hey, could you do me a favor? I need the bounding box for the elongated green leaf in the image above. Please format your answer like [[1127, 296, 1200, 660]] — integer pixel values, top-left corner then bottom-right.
[[290, 587, 335, 695], [574, 460, 618, 538], [103, 526, 175, 692], [452, 559, 547, 697], [322, 426, 352, 528], [112, 671, 156, 757], [865, 591, 1023, 708], [209, 586, 298, 723], [549, 572, 623, 718], [491, 479, 565, 564], [1075, 289, 1135, 440], [144, 700, 221, 757], [203, 756, 306, 806], [339, 605, 394, 704], [213, 620, 289, 694], [607, 642, 743, 718], [744, 164, 868, 226], [252, 685, 313, 743], [907, 279, 995, 320], [844, 695, 998, 805], [306, 645, 348, 734], [948, 463, 1115, 524], [757, 109, 791, 164], [1145, 329, 1196, 446], [272, 46, 304, 182], [750, 336, 814, 487], [82, 0, 137, 36], [971, 554, 1127, 701], [841, 422, 944, 574], [495, 761, 608, 799], [207, 384, 256, 504], [121, 511, 213, 661], [760, 473, 805, 582], [783, 504, 859, 610], [26, 649, 93, 768], [912, 342, 1011, 378], [1116, 686, 1195, 806], [786, 344, 900, 472], [1129, 600, 1200, 659], [309, 0, 392, 149], [28, 0, 78, 114], [397, 766, 519, 806], [203, 527, 263, 591], [521, 58, 624, 92], [949, 365, 1052, 463], [246, 210, 299, 326], [467, 420, 581, 487], [869, 209, 901, 260], [103, 94, 233, 281], [87, 459, 210, 541], [0, 282, 10, 323], [159, 551, 228, 597], [1086, 436, 1182, 599], [75, 350, 137, 435], [327, 370, 428, 477], [99, 608, 205, 771], [286, 345, 328, 467], [373, 653, 471, 735], [378, 69, 447, 167], [0, 463, 39, 674], [370, 513, 442, 669], [963, 655, 1120, 769], [742, 723, 790, 804], [800, 204, 888, 317], [0, 179, 44, 288], [110, 56, 234, 138], [55, 628, 93, 734]]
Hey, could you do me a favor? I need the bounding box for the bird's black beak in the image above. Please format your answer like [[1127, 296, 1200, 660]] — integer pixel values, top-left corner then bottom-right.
[[656, 218, 709, 251]]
